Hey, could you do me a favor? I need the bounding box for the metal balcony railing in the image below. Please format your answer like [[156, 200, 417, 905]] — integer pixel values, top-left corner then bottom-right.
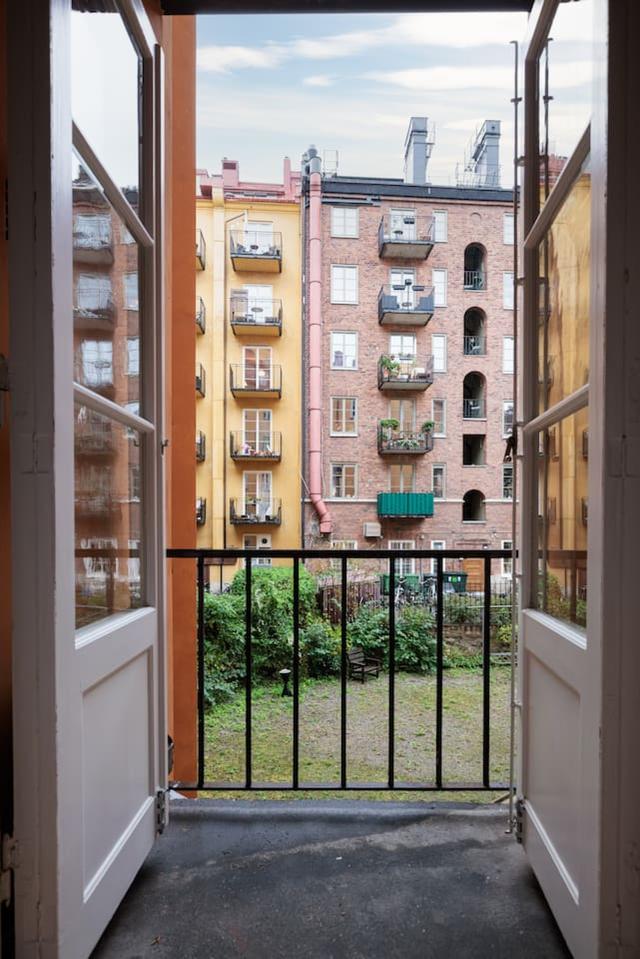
[[463, 398, 486, 419], [196, 229, 206, 270], [230, 431, 282, 461], [230, 296, 282, 335], [196, 364, 206, 397], [377, 355, 434, 390], [229, 364, 282, 397], [378, 285, 435, 326], [378, 214, 434, 259], [196, 497, 207, 526], [165, 546, 513, 793], [75, 426, 115, 455], [229, 231, 282, 272], [75, 493, 120, 516], [196, 297, 206, 333], [196, 431, 206, 462], [463, 270, 486, 291], [229, 498, 282, 525], [377, 427, 434, 455], [463, 335, 486, 356], [74, 289, 116, 327]]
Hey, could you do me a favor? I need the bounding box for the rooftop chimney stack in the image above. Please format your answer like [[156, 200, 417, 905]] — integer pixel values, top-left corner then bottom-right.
[[470, 120, 501, 188], [403, 117, 435, 186]]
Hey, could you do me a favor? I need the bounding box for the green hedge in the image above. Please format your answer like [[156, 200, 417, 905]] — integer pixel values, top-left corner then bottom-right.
[[347, 602, 436, 674]]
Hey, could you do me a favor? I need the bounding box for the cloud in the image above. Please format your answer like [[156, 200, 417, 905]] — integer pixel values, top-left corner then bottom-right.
[[303, 75, 335, 87], [365, 65, 514, 92], [197, 43, 285, 73]]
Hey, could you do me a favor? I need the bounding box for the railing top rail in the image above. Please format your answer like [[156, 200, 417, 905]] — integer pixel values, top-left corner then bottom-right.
[[167, 547, 512, 560]]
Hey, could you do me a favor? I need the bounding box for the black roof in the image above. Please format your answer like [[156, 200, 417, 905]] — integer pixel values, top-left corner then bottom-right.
[[321, 176, 514, 203]]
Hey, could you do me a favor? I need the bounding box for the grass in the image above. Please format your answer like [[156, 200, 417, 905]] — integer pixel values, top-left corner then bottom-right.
[[202, 666, 512, 803]]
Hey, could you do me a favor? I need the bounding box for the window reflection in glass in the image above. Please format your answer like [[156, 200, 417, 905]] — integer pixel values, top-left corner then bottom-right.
[[538, 160, 591, 413], [73, 152, 141, 409], [75, 403, 143, 628], [536, 407, 589, 630]]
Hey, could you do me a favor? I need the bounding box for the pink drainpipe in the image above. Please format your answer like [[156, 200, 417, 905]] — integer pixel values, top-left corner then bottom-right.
[[307, 158, 332, 534]]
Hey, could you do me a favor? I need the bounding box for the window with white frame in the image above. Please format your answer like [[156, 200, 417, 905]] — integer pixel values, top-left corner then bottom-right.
[[503, 271, 514, 309], [330, 539, 357, 568], [432, 464, 446, 499], [76, 272, 112, 310], [389, 463, 414, 493], [330, 463, 357, 498], [388, 398, 415, 430], [433, 269, 447, 307], [503, 463, 514, 499], [330, 265, 358, 304], [433, 210, 448, 243], [330, 332, 358, 370], [503, 336, 515, 374], [503, 213, 515, 245], [432, 398, 446, 436], [81, 536, 117, 578], [331, 397, 357, 435], [127, 337, 139, 376], [243, 534, 272, 566], [432, 334, 447, 372], [503, 400, 514, 436], [389, 333, 416, 360], [430, 540, 446, 574], [501, 540, 513, 576], [124, 272, 139, 310], [80, 339, 113, 387], [389, 540, 415, 576], [331, 207, 359, 238]]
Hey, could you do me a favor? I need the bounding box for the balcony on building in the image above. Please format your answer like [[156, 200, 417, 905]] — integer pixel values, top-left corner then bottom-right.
[[75, 419, 115, 456], [73, 217, 113, 265], [196, 363, 206, 398], [229, 364, 282, 399], [463, 372, 486, 419], [75, 492, 120, 518], [377, 491, 434, 518], [230, 498, 282, 526], [229, 230, 282, 273], [196, 296, 206, 333], [196, 229, 206, 270], [463, 308, 486, 355], [230, 431, 282, 462], [463, 244, 486, 291], [196, 431, 206, 462], [73, 289, 116, 330], [196, 497, 207, 526], [378, 284, 434, 326], [377, 425, 434, 455], [378, 213, 434, 259], [378, 354, 434, 391], [230, 295, 282, 337]]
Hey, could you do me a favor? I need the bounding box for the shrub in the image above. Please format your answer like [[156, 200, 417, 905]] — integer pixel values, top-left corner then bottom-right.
[[203, 591, 246, 707], [347, 602, 436, 674], [301, 620, 341, 677]]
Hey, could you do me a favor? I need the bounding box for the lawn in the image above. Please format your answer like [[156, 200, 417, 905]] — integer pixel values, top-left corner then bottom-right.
[[203, 666, 512, 802]]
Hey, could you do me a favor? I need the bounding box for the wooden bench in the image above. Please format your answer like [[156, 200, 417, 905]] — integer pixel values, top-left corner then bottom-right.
[[348, 647, 382, 683]]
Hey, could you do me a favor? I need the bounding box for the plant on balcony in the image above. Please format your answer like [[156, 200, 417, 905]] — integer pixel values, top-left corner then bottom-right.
[[421, 420, 435, 433], [379, 355, 401, 377], [379, 417, 400, 434]]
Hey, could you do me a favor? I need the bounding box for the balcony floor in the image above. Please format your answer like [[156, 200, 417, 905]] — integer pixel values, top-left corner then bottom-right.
[[92, 800, 569, 959]]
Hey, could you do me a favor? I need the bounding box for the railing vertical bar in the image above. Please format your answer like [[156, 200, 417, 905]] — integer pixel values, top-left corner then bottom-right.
[[483, 554, 492, 789], [196, 555, 206, 789], [388, 557, 396, 788], [435, 555, 444, 789], [245, 558, 252, 789], [340, 554, 348, 789], [292, 558, 300, 790]]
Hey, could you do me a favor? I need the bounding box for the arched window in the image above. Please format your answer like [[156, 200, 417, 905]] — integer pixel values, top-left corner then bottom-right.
[[463, 244, 486, 291], [463, 489, 486, 522], [463, 307, 486, 355], [463, 371, 486, 419]]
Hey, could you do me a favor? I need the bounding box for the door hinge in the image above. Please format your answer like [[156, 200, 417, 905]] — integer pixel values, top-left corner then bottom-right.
[[155, 789, 168, 835], [515, 798, 525, 844], [1, 834, 18, 907]]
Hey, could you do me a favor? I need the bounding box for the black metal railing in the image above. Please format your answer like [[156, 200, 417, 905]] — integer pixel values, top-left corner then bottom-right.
[[229, 498, 282, 525], [196, 296, 206, 333], [463, 397, 485, 418], [167, 548, 513, 793], [230, 296, 282, 334], [378, 284, 435, 324], [463, 270, 486, 291], [378, 214, 434, 257], [229, 230, 282, 265], [230, 431, 282, 461], [377, 355, 434, 390], [377, 427, 434, 455], [196, 229, 206, 270], [229, 364, 282, 397], [463, 335, 486, 356]]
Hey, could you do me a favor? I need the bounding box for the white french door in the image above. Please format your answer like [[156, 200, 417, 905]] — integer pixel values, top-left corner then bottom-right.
[[518, 1, 601, 955], [243, 471, 272, 520], [390, 268, 416, 307], [9, 2, 166, 957], [243, 346, 272, 390], [389, 210, 416, 242], [243, 409, 272, 452]]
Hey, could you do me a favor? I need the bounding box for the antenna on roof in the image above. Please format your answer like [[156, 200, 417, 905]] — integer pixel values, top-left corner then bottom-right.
[[322, 150, 339, 177]]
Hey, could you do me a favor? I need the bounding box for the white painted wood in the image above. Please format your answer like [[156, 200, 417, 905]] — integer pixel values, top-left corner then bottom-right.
[[9, 3, 166, 956]]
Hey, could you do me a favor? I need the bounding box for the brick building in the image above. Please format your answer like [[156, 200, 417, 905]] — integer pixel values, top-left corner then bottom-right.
[[303, 119, 515, 580]]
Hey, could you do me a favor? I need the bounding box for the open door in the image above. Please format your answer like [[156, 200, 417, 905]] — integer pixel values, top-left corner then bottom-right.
[[518, 1, 601, 955], [9, 2, 166, 956]]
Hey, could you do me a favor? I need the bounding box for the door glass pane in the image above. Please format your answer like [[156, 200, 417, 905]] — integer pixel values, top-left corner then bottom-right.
[[536, 407, 589, 630], [74, 403, 143, 628], [538, 0, 593, 204], [71, 8, 141, 195], [73, 152, 142, 410], [538, 159, 591, 413]]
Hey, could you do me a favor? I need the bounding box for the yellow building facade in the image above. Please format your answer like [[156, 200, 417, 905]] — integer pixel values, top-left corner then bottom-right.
[[195, 160, 302, 583]]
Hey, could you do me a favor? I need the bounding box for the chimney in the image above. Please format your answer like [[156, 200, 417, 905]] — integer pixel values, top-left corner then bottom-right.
[[221, 158, 240, 188], [403, 117, 435, 185], [470, 120, 501, 188]]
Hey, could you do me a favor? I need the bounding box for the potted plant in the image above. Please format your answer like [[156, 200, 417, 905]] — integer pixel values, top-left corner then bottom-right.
[[379, 355, 401, 379], [379, 418, 400, 449], [420, 420, 435, 433]]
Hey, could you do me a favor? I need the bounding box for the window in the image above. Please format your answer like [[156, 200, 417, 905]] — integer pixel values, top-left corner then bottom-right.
[[80, 340, 113, 386], [330, 464, 357, 498], [503, 271, 514, 309], [245, 221, 274, 254], [331, 207, 359, 238], [389, 334, 416, 360], [331, 332, 358, 370], [503, 213, 515, 245], [430, 540, 446, 574], [432, 464, 446, 499], [129, 464, 141, 501], [127, 337, 139, 376], [432, 398, 446, 436], [81, 536, 117, 579], [243, 409, 272, 451], [388, 398, 415, 430], [330, 540, 357, 568], [503, 464, 514, 499], [389, 540, 415, 576], [503, 401, 514, 436], [331, 265, 358, 304], [433, 269, 447, 307], [244, 534, 272, 566], [389, 463, 414, 493], [390, 269, 416, 308], [503, 336, 515, 374], [501, 540, 513, 577], [124, 272, 139, 311], [243, 346, 272, 389], [331, 397, 357, 435], [432, 334, 447, 372], [389, 209, 416, 241], [433, 210, 448, 243], [76, 273, 112, 310]]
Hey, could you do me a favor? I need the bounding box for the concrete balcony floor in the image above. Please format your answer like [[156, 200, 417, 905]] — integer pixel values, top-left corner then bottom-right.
[[92, 800, 570, 959]]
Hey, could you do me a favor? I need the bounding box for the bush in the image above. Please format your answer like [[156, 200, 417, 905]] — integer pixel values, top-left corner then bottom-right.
[[347, 602, 436, 674], [203, 591, 246, 707], [301, 620, 341, 678]]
